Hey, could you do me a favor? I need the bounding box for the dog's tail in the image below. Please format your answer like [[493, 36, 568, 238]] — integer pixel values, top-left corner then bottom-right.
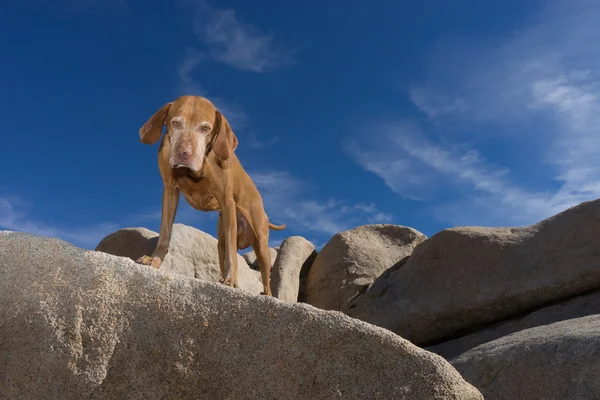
[[268, 222, 287, 231]]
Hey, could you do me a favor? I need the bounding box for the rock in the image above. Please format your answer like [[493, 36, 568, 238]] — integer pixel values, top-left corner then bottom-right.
[[242, 247, 279, 271], [95, 224, 262, 295], [348, 200, 600, 346], [0, 231, 482, 400], [305, 224, 427, 313], [451, 315, 600, 399], [94, 227, 156, 259], [427, 289, 600, 360], [270, 236, 317, 302]]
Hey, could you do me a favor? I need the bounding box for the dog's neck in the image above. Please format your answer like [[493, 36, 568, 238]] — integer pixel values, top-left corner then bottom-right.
[[187, 168, 204, 181]]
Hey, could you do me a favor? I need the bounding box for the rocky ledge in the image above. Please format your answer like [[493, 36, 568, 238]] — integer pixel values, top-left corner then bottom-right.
[[4, 198, 600, 399], [0, 231, 480, 400]]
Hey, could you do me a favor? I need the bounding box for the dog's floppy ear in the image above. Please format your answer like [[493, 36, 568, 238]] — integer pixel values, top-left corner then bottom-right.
[[213, 110, 238, 161], [139, 102, 172, 144]]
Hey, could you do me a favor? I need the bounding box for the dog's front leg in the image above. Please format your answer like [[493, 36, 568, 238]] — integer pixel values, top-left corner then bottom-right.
[[137, 184, 180, 269], [218, 199, 239, 288]]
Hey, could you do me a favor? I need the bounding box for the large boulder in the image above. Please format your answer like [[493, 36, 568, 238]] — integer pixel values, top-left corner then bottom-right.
[[348, 200, 600, 346], [304, 224, 427, 313], [427, 288, 600, 359], [451, 315, 600, 399], [95, 224, 263, 295], [270, 236, 316, 302], [243, 247, 279, 271], [94, 226, 157, 259], [0, 231, 482, 400]]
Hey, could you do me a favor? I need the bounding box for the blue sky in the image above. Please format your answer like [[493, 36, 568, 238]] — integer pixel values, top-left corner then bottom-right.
[[2, 0, 600, 250]]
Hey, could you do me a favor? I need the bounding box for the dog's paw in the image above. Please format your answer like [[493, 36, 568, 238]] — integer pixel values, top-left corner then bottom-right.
[[219, 277, 232, 286], [219, 277, 238, 288], [136, 255, 162, 269]]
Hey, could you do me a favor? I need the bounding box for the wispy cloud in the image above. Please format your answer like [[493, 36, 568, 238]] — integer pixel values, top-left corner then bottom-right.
[[0, 194, 222, 250], [410, 88, 468, 122], [350, 0, 600, 227], [244, 132, 279, 150], [176, 0, 295, 132], [178, 47, 205, 95], [0, 195, 118, 248], [189, 1, 296, 73], [410, 1, 600, 128], [345, 123, 435, 201], [250, 171, 394, 237], [124, 170, 392, 250], [347, 124, 565, 226], [0, 172, 392, 252], [177, 48, 248, 128]]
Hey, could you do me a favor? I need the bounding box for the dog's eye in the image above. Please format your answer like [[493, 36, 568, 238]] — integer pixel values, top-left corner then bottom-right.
[[171, 120, 181, 127], [201, 125, 211, 132]]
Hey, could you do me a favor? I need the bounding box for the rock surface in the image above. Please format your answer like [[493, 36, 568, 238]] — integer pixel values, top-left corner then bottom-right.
[[0, 231, 482, 400], [305, 224, 427, 313], [94, 227, 156, 259], [427, 289, 600, 359], [95, 224, 263, 295], [270, 236, 316, 302], [451, 315, 600, 400], [348, 200, 600, 346], [243, 247, 279, 271]]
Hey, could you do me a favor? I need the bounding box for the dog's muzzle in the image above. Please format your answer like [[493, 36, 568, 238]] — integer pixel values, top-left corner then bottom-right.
[[171, 143, 193, 167], [170, 149, 204, 172]]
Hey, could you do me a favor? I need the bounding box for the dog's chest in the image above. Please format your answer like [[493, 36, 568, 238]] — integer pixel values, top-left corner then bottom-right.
[[176, 178, 220, 212]]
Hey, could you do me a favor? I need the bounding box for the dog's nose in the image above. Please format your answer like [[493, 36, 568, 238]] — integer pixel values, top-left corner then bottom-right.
[[178, 146, 192, 160]]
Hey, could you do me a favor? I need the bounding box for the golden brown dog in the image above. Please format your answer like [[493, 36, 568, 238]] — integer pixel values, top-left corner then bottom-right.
[[135, 95, 285, 296]]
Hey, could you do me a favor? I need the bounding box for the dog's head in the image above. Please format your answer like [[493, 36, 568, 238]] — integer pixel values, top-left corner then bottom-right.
[[139, 95, 238, 172]]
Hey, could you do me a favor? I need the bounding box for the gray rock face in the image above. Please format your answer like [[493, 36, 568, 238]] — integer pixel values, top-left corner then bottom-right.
[[242, 247, 279, 271], [427, 289, 600, 359], [270, 236, 316, 302], [451, 315, 600, 400], [348, 200, 600, 346], [95, 224, 263, 295], [0, 231, 482, 400], [94, 226, 157, 260], [305, 224, 427, 313]]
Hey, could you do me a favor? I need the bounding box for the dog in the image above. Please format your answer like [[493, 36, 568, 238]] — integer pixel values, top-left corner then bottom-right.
[[135, 95, 285, 296]]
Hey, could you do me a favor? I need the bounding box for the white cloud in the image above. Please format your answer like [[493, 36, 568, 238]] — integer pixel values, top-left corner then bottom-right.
[[249, 171, 394, 237], [351, 0, 600, 227], [177, 48, 248, 128], [345, 123, 438, 201], [125, 169, 391, 249], [0, 167, 393, 253], [178, 47, 205, 96], [410, 88, 467, 122], [176, 1, 293, 137], [135, 170, 394, 249], [348, 124, 564, 225], [0, 193, 221, 250], [244, 131, 279, 150], [188, 1, 295, 73], [0, 195, 118, 249], [409, 0, 600, 127]]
